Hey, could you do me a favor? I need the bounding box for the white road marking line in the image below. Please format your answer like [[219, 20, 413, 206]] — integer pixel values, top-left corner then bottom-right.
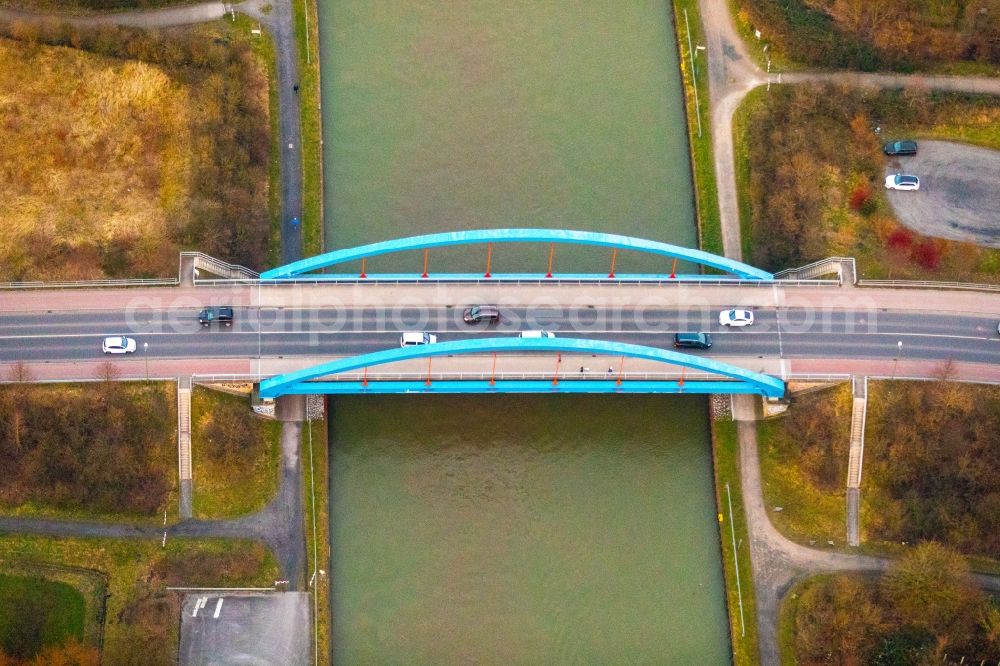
[[0, 330, 995, 342], [773, 285, 787, 379], [213, 598, 224, 619], [192, 596, 207, 617]]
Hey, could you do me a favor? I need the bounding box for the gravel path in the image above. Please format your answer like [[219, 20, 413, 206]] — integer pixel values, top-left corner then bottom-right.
[[884, 140, 1000, 246]]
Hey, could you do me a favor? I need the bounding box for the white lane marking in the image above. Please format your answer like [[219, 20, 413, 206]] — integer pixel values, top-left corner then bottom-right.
[[213, 598, 224, 619], [0, 330, 996, 342], [773, 285, 786, 379]]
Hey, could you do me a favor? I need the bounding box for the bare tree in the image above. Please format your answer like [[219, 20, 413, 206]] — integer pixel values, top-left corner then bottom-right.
[[4, 361, 34, 454], [7, 360, 32, 384], [97, 360, 122, 384]]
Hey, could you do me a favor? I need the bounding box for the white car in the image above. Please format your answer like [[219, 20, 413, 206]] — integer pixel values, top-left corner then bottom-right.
[[400, 332, 437, 347], [719, 309, 754, 327], [519, 330, 555, 338], [884, 174, 920, 191], [102, 336, 137, 354]]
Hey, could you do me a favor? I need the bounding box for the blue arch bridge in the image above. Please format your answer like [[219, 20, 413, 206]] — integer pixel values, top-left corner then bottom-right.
[[259, 338, 785, 399], [257, 229, 783, 398], [260, 228, 774, 281]]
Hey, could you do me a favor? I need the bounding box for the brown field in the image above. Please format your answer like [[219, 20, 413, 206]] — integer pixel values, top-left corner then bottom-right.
[[0, 1, 188, 12], [0, 39, 188, 280], [0, 23, 270, 281], [0, 40, 192, 280]]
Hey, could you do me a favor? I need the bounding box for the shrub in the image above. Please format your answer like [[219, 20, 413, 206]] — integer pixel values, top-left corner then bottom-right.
[[848, 184, 871, 212], [911, 239, 941, 270], [0, 384, 173, 516]]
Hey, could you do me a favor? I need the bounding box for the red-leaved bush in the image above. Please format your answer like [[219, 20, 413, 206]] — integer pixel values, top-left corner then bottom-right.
[[848, 185, 871, 211], [887, 228, 914, 252]]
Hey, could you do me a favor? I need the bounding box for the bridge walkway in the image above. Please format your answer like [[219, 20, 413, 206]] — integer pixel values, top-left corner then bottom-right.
[[178, 376, 193, 519], [846, 376, 868, 547]]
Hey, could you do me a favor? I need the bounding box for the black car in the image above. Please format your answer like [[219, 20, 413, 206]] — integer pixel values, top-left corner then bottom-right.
[[673, 332, 713, 349], [463, 305, 500, 324], [883, 140, 917, 156], [198, 306, 234, 326]]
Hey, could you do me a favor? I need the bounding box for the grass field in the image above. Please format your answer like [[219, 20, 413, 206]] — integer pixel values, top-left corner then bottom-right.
[[190, 386, 280, 519], [302, 418, 329, 665], [758, 380, 1000, 566], [756, 384, 851, 547], [0, 573, 85, 659], [674, 0, 723, 257], [320, 1, 697, 273]]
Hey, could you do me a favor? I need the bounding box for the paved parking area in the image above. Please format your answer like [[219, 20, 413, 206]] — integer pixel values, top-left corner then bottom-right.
[[179, 592, 310, 665], [884, 140, 1000, 246]]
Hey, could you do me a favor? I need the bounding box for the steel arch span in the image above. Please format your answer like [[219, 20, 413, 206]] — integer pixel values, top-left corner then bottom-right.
[[258, 337, 786, 398], [259, 228, 774, 281]]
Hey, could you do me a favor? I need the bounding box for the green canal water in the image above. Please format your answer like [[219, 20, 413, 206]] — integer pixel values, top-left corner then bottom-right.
[[330, 396, 728, 664], [319, 0, 696, 274], [318, 1, 729, 662]]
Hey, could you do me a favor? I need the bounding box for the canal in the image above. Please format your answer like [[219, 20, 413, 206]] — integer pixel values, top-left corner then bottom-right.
[[317, 1, 728, 663]]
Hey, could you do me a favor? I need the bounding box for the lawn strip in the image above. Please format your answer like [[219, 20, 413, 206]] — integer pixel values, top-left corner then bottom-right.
[[293, 0, 323, 257], [712, 417, 761, 666], [190, 385, 280, 519]]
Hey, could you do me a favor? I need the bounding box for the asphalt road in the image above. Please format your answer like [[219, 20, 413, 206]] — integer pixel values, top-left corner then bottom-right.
[[1, 306, 997, 366]]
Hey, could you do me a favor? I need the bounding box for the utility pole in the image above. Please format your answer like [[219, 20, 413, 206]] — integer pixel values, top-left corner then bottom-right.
[[890, 340, 902, 381]]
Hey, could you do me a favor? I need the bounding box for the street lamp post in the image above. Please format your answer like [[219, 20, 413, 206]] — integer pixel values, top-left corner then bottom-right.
[[143, 342, 149, 380], [891, 340, 902, 381]]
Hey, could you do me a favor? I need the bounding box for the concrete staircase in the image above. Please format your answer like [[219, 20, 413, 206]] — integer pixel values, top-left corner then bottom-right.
[[846, 376, 868, 546], [177, 376, 193, 519]]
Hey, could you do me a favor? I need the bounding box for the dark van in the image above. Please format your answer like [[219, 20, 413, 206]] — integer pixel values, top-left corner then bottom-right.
[[463, 305, 500, 324], [673, 332, 712, 349]]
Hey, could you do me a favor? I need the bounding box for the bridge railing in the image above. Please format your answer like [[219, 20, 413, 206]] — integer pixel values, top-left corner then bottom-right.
[[192, 277, 841, 287]]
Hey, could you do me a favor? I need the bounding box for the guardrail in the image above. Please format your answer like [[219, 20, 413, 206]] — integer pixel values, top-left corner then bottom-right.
[[858, 279, 1000, 292], [0, 277, 178, 290]]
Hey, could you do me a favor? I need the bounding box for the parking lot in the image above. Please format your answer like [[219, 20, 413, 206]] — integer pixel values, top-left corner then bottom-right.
[[178, 592, 310, 665], [884, 139, 1000, 247]]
